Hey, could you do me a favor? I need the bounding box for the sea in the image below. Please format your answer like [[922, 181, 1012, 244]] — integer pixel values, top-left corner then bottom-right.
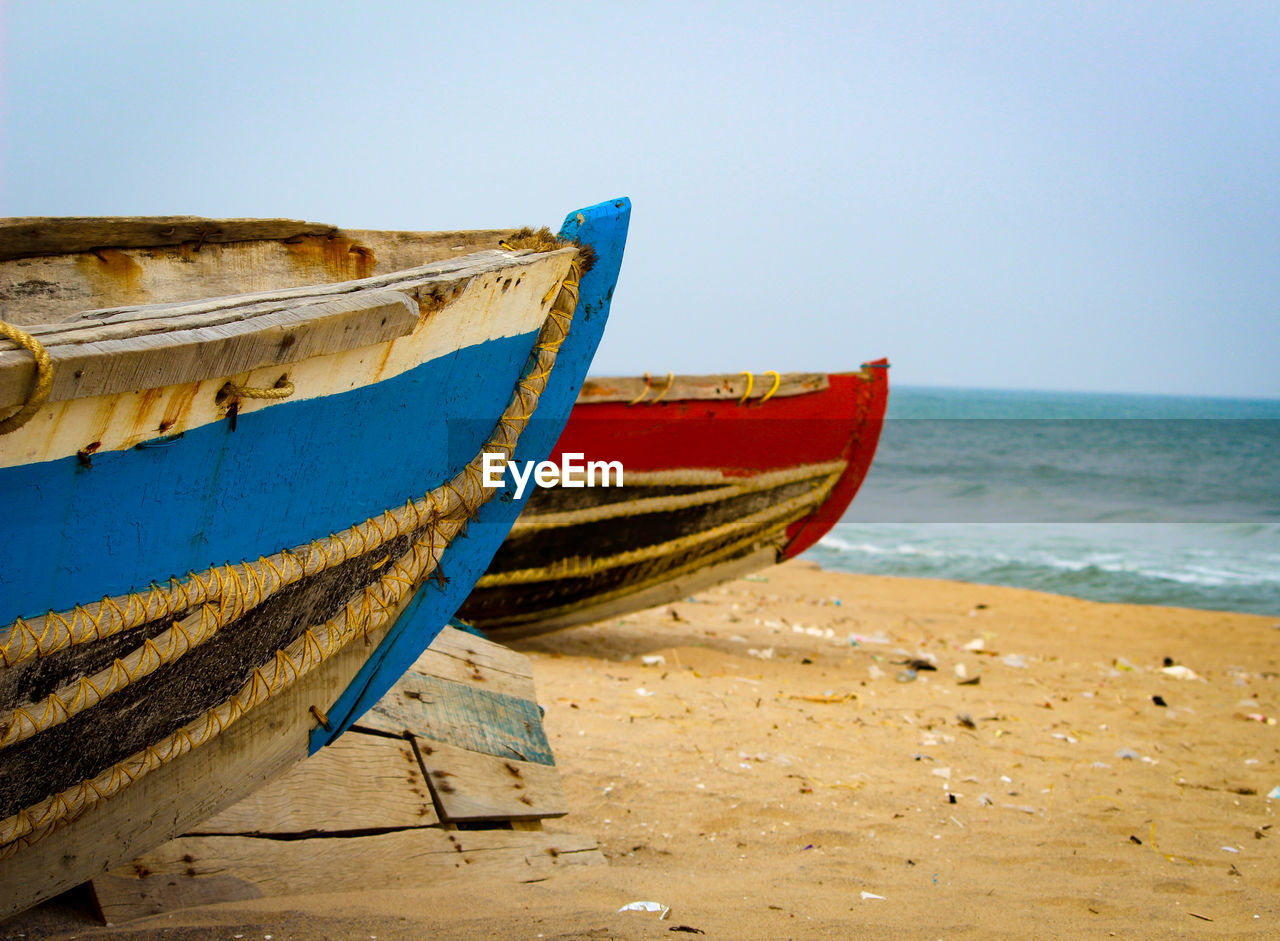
[[807, 386, 1280, 617]]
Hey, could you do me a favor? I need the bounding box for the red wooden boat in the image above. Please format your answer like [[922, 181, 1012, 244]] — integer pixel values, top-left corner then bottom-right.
[[458, 362, 888, 635]]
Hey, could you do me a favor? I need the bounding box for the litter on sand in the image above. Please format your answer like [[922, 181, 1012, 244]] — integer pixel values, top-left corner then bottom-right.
[[860, 891, 885, 900], [620, 901, 671, 919], [1237, 712, 1278, 725]]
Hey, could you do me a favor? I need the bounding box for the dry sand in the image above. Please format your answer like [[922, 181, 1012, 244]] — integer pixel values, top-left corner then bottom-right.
[[7, 560, 1279, 939]]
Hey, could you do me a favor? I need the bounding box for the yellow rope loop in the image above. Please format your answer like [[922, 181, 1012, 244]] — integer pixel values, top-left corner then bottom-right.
[[737, 371, 755, 405], [628, 372, 653, 406], [758, 370, 782, 405], [651, 372, 675, 404], [220, 376, 295, 401], [0, 320, 54, 435]]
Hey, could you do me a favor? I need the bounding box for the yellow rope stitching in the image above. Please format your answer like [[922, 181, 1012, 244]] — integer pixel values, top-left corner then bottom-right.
[[476, 470, 841, 588], [627, 372, 652, 406], [0, 321, 54, 436], [489, 513, 799, 629], [510, 461, 848, 534], [0, 251, 584, 852], [0, 517, 453, 854], [650, 372, 675, 404], [758, 370, 781, 405], [737, 371, 754, 405]]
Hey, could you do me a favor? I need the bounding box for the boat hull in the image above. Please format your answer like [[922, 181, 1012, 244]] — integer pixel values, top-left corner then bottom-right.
[[458, 364, 888, 636], [0, 198, 630, 917]]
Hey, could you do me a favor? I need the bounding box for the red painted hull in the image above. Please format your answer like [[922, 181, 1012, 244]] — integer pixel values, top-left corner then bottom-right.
[[547, 362, 888, 557], [459, 363, 888, 634]]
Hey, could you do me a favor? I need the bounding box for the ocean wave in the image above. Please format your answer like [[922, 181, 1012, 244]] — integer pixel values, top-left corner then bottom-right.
[[813, 526, 1280, 609]]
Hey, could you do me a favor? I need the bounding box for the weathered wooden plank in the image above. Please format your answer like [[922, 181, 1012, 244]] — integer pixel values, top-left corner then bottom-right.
[[415, 625, 536, 689], [0, 217, 338, 261], [193, 731, 438, 835], [0, 217, 516, 265], [0, 225, 526, 326], [577, 371, 829, 404], [0, 246, 574, 408], [38, 247, 533, 330], [89, 828, 602, 923], [402, 627, 535, 700], [0, 292, 418, 408], [359, 673, 554, 765], [0, 249, 571, 469], [413, 738, 567, 822]]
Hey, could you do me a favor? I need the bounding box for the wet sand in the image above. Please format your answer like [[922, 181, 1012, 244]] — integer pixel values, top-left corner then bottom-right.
[[8, 560, 1279, 939]]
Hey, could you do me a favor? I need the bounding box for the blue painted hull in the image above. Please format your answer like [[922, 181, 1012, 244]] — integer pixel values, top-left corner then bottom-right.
[[318, 200, 633, 743]]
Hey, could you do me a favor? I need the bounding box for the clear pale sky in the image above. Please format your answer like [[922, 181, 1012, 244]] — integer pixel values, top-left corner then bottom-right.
[[2, 1, 1277, 398]]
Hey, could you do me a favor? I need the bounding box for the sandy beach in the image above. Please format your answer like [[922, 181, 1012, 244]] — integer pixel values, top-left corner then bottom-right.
[[8, 559, 1279, 940]]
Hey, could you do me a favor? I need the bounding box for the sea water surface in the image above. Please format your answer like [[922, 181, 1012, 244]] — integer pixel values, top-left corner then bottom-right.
[[808, 387, 1280, 616]]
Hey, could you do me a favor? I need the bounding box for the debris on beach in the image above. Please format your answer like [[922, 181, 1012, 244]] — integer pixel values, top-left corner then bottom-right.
[[897, 657, 937, 671], [1236, 712, 1277, 725], [849, 631, 891, 646], [620, 901, 671, 919], [1161, 664, 1200, 680], [791, 692, 857, 704]]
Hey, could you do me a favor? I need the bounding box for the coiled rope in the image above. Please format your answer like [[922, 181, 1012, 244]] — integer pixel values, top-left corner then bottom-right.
[[0, 322, 53, 435]]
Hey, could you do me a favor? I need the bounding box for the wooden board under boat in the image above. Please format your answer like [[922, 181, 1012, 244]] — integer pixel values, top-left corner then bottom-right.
[[0, 198, 631, 918], [457, 364, 888, 636], [86, 626, 598, 924]]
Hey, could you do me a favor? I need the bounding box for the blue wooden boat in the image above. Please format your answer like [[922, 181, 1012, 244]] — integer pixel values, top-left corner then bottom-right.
[[0, 198, 629, 917]]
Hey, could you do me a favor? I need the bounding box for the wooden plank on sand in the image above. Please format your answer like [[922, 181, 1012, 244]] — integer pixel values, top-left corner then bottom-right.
[[413, 738, 568, 823], [360, 672, 554, 765], [192, 732, 438, 835], [90, 828, 603, 924]]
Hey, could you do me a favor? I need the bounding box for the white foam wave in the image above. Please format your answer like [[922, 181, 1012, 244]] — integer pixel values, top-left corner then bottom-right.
[[816, 532, 1280, 588]]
